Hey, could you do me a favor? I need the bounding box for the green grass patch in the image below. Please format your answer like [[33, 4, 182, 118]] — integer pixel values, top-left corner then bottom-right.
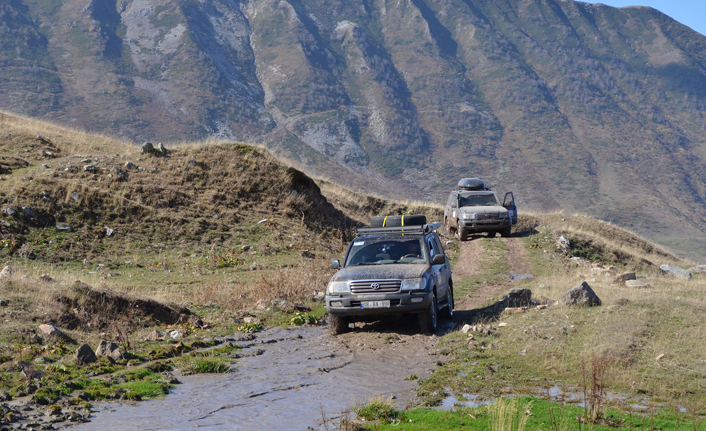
[[174, 354, 234, 374]]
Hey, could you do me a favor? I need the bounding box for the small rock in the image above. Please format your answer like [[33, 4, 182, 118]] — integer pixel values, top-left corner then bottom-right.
[[36, 135, 47, 143], [141, 142, 155, 155], [105, 227, 114, 237], [497, 322, 508, 327], [71, 191, 79, 202], [613, 272, 636, 284], [257, 219, 268, 224], [0, 299, 7, 306], [519, 349, 527, 356], [157, 143, 168, 156], [536, 304, 547, 310], [557, 235, 570, 251], [446, 241, 453, 245], [0, 265, 13, 278], [144, 330, 165, 341], [508, 288, 532, 302], [489, 344, 499, 350], [39, 323, 62, 337], [243, 317, 258, 324], [111, 166, 127, 179], [124, 162, 138, 170], [660, 264, 693, 280], [34, 356, 48, 364], [56, 223, 71, 231], [559, 281, 601, 306], [301, 250, 315, 259], [38, 274, 54, 283], [187, 158, 196, 166], [0, 391, 11, 401], [95, 340, 122, 361], [5, 206, 17, 216], [0, 220, 10, 227], [625, 280, 651, 288], [688, 265, 706, 274], [169, 329, 186, 339], [241, 245, 252, 252], [76, 344, 97, 364], [22, 207, 34, 217], [313, 291, 325, 302], [461, 324, 472, 333], [466, 333, 475, 340], [467, 341, 476, 349], [656, 353, 665, 361], [83, 165, 100, 172], [83, 258, 92, 265], [81, 159, 92, 163]]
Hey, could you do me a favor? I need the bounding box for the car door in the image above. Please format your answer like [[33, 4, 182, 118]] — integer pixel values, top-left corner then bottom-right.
[[426, 234, 449, 302], [503, 192, 517, 224]]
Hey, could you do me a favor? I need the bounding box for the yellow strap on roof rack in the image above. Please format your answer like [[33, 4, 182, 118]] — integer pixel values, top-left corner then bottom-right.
[[401, 215, 405, 226], [383, 216, 388, 227]]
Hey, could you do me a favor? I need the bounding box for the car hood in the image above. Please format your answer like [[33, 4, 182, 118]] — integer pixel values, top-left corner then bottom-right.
[[331, 264, 429, 282], [460, 205, 508, 213]]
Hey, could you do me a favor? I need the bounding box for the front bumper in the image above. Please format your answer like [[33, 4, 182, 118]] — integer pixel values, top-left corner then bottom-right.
[[326, 291, 432, 317], [459, 219, 510, 232]]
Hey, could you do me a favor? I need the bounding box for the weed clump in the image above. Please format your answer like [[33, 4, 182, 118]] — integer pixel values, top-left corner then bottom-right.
[[354, 396, 399, 423]]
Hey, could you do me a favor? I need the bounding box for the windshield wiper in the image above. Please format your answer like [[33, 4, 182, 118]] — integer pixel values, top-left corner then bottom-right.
[[354, 262, 381, 266]]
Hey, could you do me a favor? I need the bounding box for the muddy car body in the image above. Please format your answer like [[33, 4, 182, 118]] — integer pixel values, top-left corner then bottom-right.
[[326, 221, 453, 334], [444, 179, 517, 240]]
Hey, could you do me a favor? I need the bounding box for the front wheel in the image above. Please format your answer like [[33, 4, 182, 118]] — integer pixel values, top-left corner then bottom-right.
[[329, 315, 349, 335], [419, 293, 438, 334], [458, 228, 468, 241], [501, 227, 512, 237]]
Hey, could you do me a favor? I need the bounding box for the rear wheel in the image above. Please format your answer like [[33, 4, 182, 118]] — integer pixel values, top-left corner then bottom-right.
[[419, 293, 438, 334], [440, 287, 454, 319], [329, 315, 349, 335]]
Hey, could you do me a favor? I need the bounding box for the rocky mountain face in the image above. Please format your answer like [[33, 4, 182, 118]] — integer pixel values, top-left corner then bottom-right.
[[2, 0, 706, 257]]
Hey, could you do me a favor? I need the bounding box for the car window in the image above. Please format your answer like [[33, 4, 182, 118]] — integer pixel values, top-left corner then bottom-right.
[[447, 193, 457, 207], [459, 193, 499, 207], [345, 237, 427, 266], [433, 235, 445, 257]]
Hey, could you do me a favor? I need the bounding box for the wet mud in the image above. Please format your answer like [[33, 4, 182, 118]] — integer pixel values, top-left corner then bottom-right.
[[70, 325, 438, 431]]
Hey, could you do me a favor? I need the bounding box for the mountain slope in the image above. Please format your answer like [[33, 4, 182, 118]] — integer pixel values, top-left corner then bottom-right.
[[1, 0, 706, 258]]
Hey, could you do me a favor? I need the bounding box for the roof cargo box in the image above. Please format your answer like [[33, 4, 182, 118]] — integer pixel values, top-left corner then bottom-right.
[[458, 178, 485, 191]]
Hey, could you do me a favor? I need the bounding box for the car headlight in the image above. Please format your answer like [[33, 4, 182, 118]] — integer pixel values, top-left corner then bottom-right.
[[400, 278, 426, 291], [462, 213, 476, 220], [327, 281, 350, 294]]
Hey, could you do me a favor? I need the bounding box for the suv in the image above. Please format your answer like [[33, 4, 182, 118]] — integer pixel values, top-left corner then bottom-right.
[[326, 217, 453, 334], [444, 178, 517, 240]]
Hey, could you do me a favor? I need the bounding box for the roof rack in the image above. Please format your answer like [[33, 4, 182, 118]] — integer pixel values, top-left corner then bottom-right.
[[356, 223, 441, 236]]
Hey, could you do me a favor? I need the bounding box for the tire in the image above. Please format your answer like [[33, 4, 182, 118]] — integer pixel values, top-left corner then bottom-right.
[[501, 227, 512, 237], [488, 231, 496, 238], [329, 315, 349, 335], [369, 215, 427, 228], [444, 218, 451, 236], [440, 286, 454, 319], [419, 293, 438, 334], [458, 228, 468, 241]]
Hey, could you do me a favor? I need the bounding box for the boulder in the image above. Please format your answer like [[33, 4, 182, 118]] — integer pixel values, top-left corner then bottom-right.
[[613, 272, 636, 284], [95, 340, 123, 361], [508, 288, 532, 302], [559, 281, 601, 306], [141, 142, 155, 155], [660, 264, 692, 280], [76, 344, 97, 364], [157, 143, 168, 156], [56, 223, 71, 231], [0, 265, 13, 278], [688, 265, 706, 274], [625, 280, 651, 288]]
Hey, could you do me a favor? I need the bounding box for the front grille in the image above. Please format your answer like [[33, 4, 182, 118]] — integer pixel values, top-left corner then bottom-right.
[[477, 212, 499, 219], [350, 279, 402, 294]]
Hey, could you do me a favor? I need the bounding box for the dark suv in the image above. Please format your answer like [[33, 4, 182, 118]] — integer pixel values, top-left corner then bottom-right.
[[326, 218, 453, 334]]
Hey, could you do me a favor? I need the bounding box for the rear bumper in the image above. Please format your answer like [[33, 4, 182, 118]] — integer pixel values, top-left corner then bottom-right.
[[326, 291, 432, 317]]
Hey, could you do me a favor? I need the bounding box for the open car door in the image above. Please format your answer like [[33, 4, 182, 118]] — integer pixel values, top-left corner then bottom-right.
[[503, 192, 517, 224]]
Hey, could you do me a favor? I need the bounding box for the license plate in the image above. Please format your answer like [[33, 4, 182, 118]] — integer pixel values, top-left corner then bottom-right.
[[361, 300, 390, 309]]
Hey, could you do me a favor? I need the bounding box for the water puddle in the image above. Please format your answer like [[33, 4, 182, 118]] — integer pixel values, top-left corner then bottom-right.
[[439, 393, 493, 410], [70, 326, 433, 430]]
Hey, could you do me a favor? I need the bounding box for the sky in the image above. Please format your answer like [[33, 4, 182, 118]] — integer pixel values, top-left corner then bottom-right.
[[581, 0, 706, 36]]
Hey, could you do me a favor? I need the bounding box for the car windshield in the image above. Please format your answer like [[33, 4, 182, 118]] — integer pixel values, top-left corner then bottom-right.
[[345, 237, 427, 266], [459, 193, 499, 207]]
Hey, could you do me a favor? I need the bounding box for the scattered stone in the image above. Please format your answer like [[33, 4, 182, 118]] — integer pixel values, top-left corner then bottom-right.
[[71, 191, 79, 202], [241, 245, 252, 252], [169, 329, 186, 339], [0, 299, 7, 306], [625, 280, 651, 288], [0, 220, 10, 227], [0, 391, 11, 401], [157, 143, 168, 156], [83, 165, 100, 172], [257, 219, 268, 224], [36, 135, 47, 143], [81, 159, 92, 163], [243, 316, 259, 324], [536, 304, 547, 310], [489, 344, 499, 350], [613, 272, 636, 283], [497, 322, 508, 327], [5, 206, 16, 216], [105, 227, 114, 237], [557, 235, 570, 252], [254, 299, 268, 310], [446, 241, 453, 245], [466, 333, 475, 340], [519, 349, 527, 356], [313, 291, 325, 302], [560, 281, 601, 306], [144, 330, 165, 341], [83, 258, 92, 265], [508, 288, 532, 302], [688, 265, 706, 274], [467, 341, 476, 349], [660, 264, 692, 280], [301, 250, 315, 259], [141, 142, 155, 155], [95, 340, 123, 361], [0, 265, 13, 278], [124, 162, 138, 170], [187, 158, 196, 166], [656, 353, 665, 361], [111, 166, 127, 179], [21, 368, 44, 380], [39, 324, 62, 337], [38, 274, 54, 283], [461, 324, 472, 333], [76, 344, 97, 364], [22, 207, 34, 217]]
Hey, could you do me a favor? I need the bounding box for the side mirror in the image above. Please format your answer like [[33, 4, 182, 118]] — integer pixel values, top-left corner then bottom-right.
[[432, 254, 445, 265], [450, 203, 457, 208], [330, 259, 341, 269]]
